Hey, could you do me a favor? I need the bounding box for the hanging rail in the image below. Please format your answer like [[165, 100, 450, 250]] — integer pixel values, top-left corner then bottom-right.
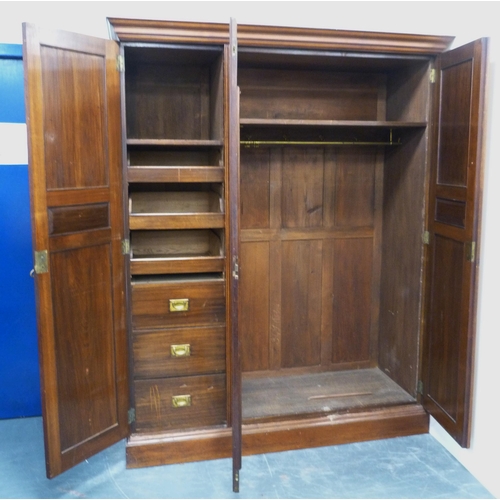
[[240, 129, 402, 147]]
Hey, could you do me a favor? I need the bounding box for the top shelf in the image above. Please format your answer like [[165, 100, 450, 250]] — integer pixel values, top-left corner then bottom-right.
[[240, 119, 427, 128], [239, 120, 427, 147]]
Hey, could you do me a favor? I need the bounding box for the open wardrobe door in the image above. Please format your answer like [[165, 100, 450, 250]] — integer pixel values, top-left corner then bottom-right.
[[227, 17, 242, 493], [421, 38, 488, 447], [23, 24, 129, 477]]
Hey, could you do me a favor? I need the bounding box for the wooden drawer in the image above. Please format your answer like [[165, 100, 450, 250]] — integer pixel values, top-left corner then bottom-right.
[[134, 374, 226, 432], [131, 275, 225, 330], [133, 325, 226, 378]]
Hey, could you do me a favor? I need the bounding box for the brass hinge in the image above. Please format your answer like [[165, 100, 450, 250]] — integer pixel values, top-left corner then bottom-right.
[[34, 250, 48, 274], [116, 55, 124, 73], [466, 241, 476, 263], [430, 69, 436, 83], [417, 380, 424, 395], [422, 231, 430, 245], [122, 239, 130, 255], [232, 257, 239, 280], [128, 408, 135, 424]]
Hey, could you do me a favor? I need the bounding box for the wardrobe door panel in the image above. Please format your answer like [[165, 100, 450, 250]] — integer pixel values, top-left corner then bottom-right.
[[23, 24, 127, 478], [422, 38, 488, 447]]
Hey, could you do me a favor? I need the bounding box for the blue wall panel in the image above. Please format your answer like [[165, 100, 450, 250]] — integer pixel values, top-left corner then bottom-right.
[[0, 45, 25, 123], [0, 44, 41, 418]]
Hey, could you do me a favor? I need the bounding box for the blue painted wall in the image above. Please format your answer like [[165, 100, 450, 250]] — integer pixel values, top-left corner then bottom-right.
[[0, 44, 41, 418]]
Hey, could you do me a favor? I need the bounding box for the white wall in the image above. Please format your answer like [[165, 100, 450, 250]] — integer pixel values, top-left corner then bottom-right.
[[2, 1, 499, 497]]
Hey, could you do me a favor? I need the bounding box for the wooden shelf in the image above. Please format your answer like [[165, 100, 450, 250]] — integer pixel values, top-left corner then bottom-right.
[[240, 119, 427, 128], [239, 120, 426, 147], [127, 139, 224, 147], [128, 166, 225, 183], [130, 229, 224, 275], [129, 191, 224, 230]]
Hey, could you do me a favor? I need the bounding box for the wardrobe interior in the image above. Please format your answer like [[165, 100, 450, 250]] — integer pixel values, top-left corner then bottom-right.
[[122, 40, 433, 429]]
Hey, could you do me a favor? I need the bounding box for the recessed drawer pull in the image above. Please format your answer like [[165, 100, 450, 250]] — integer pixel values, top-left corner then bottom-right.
[[169, 298, 189, 312], [172, 394, 191, 408], [170, 344, 191, 357]]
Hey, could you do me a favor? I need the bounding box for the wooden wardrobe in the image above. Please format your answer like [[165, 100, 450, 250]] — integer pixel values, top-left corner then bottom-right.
[[23, 18, 488, 491]]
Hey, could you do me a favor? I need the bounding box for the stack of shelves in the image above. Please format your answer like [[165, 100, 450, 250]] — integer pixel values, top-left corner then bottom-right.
[[124, 43, 228, 434]]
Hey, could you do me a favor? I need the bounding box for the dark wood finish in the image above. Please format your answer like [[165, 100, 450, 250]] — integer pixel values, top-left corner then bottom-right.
[[134, 374, 226, 432], [125, 47, 224, 141], [331, 238, 373, 364], [281, 240, 323, 368], [242, 368, 415, 421], [228, 18, 242, 493], [126, 403, 428, 468], [131, 276, 225, 330], [130, 229, 224, 275], [23, 24, 128, 478], [26, 17, 487, 483], [378, 128, 429, 396], [240, 242, 270, 372], [422, 39, 487, 447], [239, 146, 380, 375], [129, 188, 224, 230], [48, 203, 109, 236], [128, 166, 224, 183], [133, 325, 226, 378], [109, 18, 453, 55], [239, 69, 383, 121]]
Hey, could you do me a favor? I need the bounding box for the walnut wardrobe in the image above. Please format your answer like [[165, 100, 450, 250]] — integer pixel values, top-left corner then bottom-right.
[[23, 18, 488, 492]]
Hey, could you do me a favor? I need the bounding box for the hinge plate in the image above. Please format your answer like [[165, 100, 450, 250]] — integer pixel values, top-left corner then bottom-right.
[[122, 239, 130, 255], [430, 68, 436, 83], [417, 380, 424, 395], [128, 408, 135, 424], [466, 241, 476, 263], [34, 250, 48, 274], [422, 231, 430, 245], [116, 55, 124, 72], [232, 257, 239, 280]]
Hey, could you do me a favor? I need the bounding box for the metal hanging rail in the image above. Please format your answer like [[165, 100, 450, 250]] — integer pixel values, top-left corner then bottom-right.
[[240, 129, 401, 147]]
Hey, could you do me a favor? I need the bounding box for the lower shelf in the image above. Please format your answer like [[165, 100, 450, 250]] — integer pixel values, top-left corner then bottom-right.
[[125, 403, 429, 468]]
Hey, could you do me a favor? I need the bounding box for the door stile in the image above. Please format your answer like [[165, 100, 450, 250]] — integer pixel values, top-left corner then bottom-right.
[[421, 38, 488, 447], [228, 17, 242, 493]]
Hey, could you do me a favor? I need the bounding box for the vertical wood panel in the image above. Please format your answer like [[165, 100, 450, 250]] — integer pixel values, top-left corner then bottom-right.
[[334, 148, 375, 227], [240, 241, 270, 372], [426, 236, 463, 421], [281, 240, 322, 368], [282, 148, 324, 228], [240, 148, 270, 229], [41, 47, 107, 190], [51, 245, 117, 451], [437, 61, 472, 187], [331, 238, 373, 364]]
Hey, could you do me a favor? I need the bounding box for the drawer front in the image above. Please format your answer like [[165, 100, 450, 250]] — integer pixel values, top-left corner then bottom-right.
[[133, 325, 226, 378], [132, 280, 225, 330], [134, 374, 226, 432]]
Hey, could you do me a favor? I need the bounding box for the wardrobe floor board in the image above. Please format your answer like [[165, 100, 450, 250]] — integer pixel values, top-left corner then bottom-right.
[[242, 367, 415, 420]]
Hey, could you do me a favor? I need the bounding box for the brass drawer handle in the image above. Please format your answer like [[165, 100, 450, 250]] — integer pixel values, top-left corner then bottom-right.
[[171, 344, 191, 357], [169, 298, 189, 312], [172, 394, 191, 408]]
